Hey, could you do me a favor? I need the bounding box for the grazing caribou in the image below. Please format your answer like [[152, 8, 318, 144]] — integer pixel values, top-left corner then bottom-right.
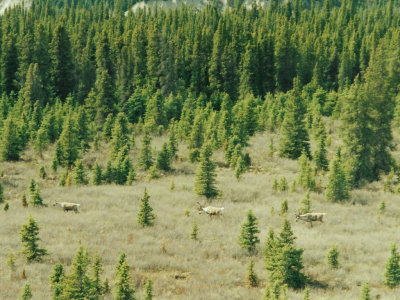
[[53, 202, 80, 213], [295, 212, 326, 227], [197, 202, 224, 217]]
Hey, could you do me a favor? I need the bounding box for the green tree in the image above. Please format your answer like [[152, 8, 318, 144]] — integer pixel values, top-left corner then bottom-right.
[[384, 243, 400, 288], [73, 160, 88, 185], [20, 283, 33, 300], [110, 113, 130, 159], [137, 188, 156, 227], [49, 263, 65, 299], [299, 191, 312, 214], [298, 150, 315, 191], [234, 155, 247, 180], [30, 187, 45, 207], [19, 215, 48, 262], [92, 162, 103, 185], [326, 245, 339, 269], [326, 150, 349, 202], [279, 80, 310, 159], [314, 122, 329, 171], [0, 116, 22, 161], [359, 282, 371, 300], [63, 246, 96, 299], [264, 219, 306, 289], [50, 23, 74, 100], [238, 210, 260, 254], [246, 259, 258, 287], [138, 132, 153, 171], [142, 279, 153, 300], [58, 114, 79, 167], [92, 253, 103, 297], [114, 254, 135, 300], [156, 143, 171, 172], [194, 144, 218, 199]]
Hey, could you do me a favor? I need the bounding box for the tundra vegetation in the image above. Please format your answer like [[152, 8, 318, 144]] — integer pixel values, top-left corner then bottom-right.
[[1, 0, 400, 299]]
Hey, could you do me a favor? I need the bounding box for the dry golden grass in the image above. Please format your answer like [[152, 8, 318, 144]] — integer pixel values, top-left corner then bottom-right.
[[1, 132, 400, 299]]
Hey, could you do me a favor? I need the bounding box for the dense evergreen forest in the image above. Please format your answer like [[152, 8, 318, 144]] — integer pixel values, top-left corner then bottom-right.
[[0, 0, 399, 186]]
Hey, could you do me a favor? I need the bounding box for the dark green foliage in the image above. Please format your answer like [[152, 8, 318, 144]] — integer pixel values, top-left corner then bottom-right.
[[58, 114, 79, 167], [246, 259, 258, 287], [264, 219, 306, 289], [279, 79, 310, 159], [298, 151, 315, 191], [19, 215, 48, 262], [3, 202, 9, 211], [238, 210, 260, 254], [138, 132, 153, 171], [156, 143, 171, 172], [30, 188, 45, 207], [326, 151, 349, 202], [326, 245, 339, 269], [110, 113, 130, 159], [1, 116, 22, 161], [92, 162, 103, 186], [50, 263, 65, 299], [234, 155, 247, 180], [20, 283, 33, 300], [384, 243, 400, 288], [137, 188, 156, 227], [142, 279, 153, 300], [62, 246, 97, 299], [194, 144, 218, 199], [73, 160, 88, 185]]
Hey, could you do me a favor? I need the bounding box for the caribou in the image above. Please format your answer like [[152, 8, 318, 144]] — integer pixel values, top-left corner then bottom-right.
[[53, 202, 80, 213], [295, 212, 326, 227], [197, 202, 224, 217]]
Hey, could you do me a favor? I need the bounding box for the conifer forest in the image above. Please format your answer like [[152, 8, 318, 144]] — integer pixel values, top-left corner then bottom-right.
[[1, 0, 400, 299]]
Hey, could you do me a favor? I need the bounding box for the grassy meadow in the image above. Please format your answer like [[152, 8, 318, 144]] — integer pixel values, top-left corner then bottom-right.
[[1, 130, 400, 299]]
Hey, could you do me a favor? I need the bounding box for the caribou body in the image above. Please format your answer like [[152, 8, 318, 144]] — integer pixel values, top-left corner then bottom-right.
[[197, 202, 224, 217], [295, 212, 326, 227], [53, 202, 80, 213]]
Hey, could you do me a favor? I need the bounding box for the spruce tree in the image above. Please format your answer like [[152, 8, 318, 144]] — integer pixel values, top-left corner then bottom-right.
[[73, 160, 88, 185], [326, 245, 339, 269], [58, 114, 79, 167], [238, 210, 260, 254], [0, 116, 22, 161], [326, 150, 349, 202], [384, 243, 400, 288], [142, 279, 153, 300], [298, 150, 315, 191], [138, 132, 153, 171], [234, 155, 247, 180], [359, 282, 371, 300], [49, 263, 65, 299], [299, 190, 312, 214], [194, 144, 218, 199], [110, 113, 130, 159], [280, 199, 288, 216], [246, 259, 258, 287], [156, 143, 171, 171], [63, 246, 95, 299], [264, 219, 306, 289], [314, 124, 329, 171], [137, 188, 156, 227], [20, 283, 33, 300], [114, 254, 135, 300], [92, 162, 103, 185], [92, 253, 103, 297], [279, 79, 310, 159], [19, 215, 48, 262], [30, 188, 45, 207]]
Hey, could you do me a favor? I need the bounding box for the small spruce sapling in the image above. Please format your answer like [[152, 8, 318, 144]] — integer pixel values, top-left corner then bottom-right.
[[326, 245, 339, 269], [137, 188, 156, 227], [190, 221, 198, 241], [246, 259, 258, 287], [238, 210, 260, 254]]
